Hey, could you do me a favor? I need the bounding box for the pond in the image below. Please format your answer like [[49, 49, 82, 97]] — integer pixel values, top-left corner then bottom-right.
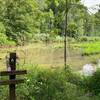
[[0, 43, 100, 71]]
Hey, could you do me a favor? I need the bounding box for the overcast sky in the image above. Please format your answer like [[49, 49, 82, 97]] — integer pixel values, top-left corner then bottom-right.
[[81, 0, 100, 13]]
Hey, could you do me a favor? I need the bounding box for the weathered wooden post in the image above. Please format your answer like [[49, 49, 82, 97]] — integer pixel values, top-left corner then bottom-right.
[[9, 53, 16, 100], [0, 52, 27, 100]]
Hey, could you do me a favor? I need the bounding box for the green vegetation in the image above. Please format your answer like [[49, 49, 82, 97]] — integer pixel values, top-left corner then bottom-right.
[[71, 41, 100, 56], [0, 0, 100, 100], [83, 68, 100, 95], [0, 0, 100, 45], [1, 66, 100, 100]]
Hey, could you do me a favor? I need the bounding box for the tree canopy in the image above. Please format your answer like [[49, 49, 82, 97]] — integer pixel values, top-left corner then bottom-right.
[[0, 0, 99, 44]]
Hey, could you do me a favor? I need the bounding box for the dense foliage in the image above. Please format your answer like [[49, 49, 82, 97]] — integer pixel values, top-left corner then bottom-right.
[[0, 0, 99, 44], [1, 66, 100, 100], [0, 1, 100, 100]]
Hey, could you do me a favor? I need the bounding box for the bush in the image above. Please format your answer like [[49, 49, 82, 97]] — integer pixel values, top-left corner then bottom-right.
[[23, 67, 88, 100], [0, 66, 99, 100], [79, 36, 88, 42], [0, 34, 15, 45], [78, 36, 100, 42], [33, 33, 50, 43], [83, 68, 100, 95]]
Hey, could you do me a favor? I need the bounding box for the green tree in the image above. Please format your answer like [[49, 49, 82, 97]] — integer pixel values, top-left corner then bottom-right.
[[1, 0, 41, 44], [45, 0, 85, 38], [94, 10, 100, 36]]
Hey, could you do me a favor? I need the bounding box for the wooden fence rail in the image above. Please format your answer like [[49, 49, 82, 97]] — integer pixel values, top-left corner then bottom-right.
[[0, 52, 27, 100]]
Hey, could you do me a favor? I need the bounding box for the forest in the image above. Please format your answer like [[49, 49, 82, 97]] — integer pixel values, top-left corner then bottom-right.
[[0, 0, 100, 44], [0, 0, 100, 100]]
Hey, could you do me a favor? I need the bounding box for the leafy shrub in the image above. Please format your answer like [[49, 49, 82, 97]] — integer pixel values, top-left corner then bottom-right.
[[83, 68, 100, 95], [79, 36, 88, 42], [0, 66, 100, 100], [33, 33, 50, 43], [67, 22, 79, 39], [0, 33, 15, 45], [0, 86, 8, 100], [78, 36, 100, 42], [23, 67, 87, 100]]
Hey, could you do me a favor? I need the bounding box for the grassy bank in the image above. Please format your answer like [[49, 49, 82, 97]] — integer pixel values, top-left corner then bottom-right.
[[71, 42, 100, 56]]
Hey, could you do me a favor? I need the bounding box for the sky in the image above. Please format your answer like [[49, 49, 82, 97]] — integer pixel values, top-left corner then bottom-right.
[[81, 0, 100, 14]]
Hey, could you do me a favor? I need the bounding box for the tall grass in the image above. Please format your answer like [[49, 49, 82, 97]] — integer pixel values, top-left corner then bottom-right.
[[71, 42, 100, 56]]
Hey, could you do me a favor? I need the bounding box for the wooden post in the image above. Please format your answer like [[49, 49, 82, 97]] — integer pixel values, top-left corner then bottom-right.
[[0, 52, 27, 100], [64, 0, 69, 69], [9, 53, 16, 100]]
